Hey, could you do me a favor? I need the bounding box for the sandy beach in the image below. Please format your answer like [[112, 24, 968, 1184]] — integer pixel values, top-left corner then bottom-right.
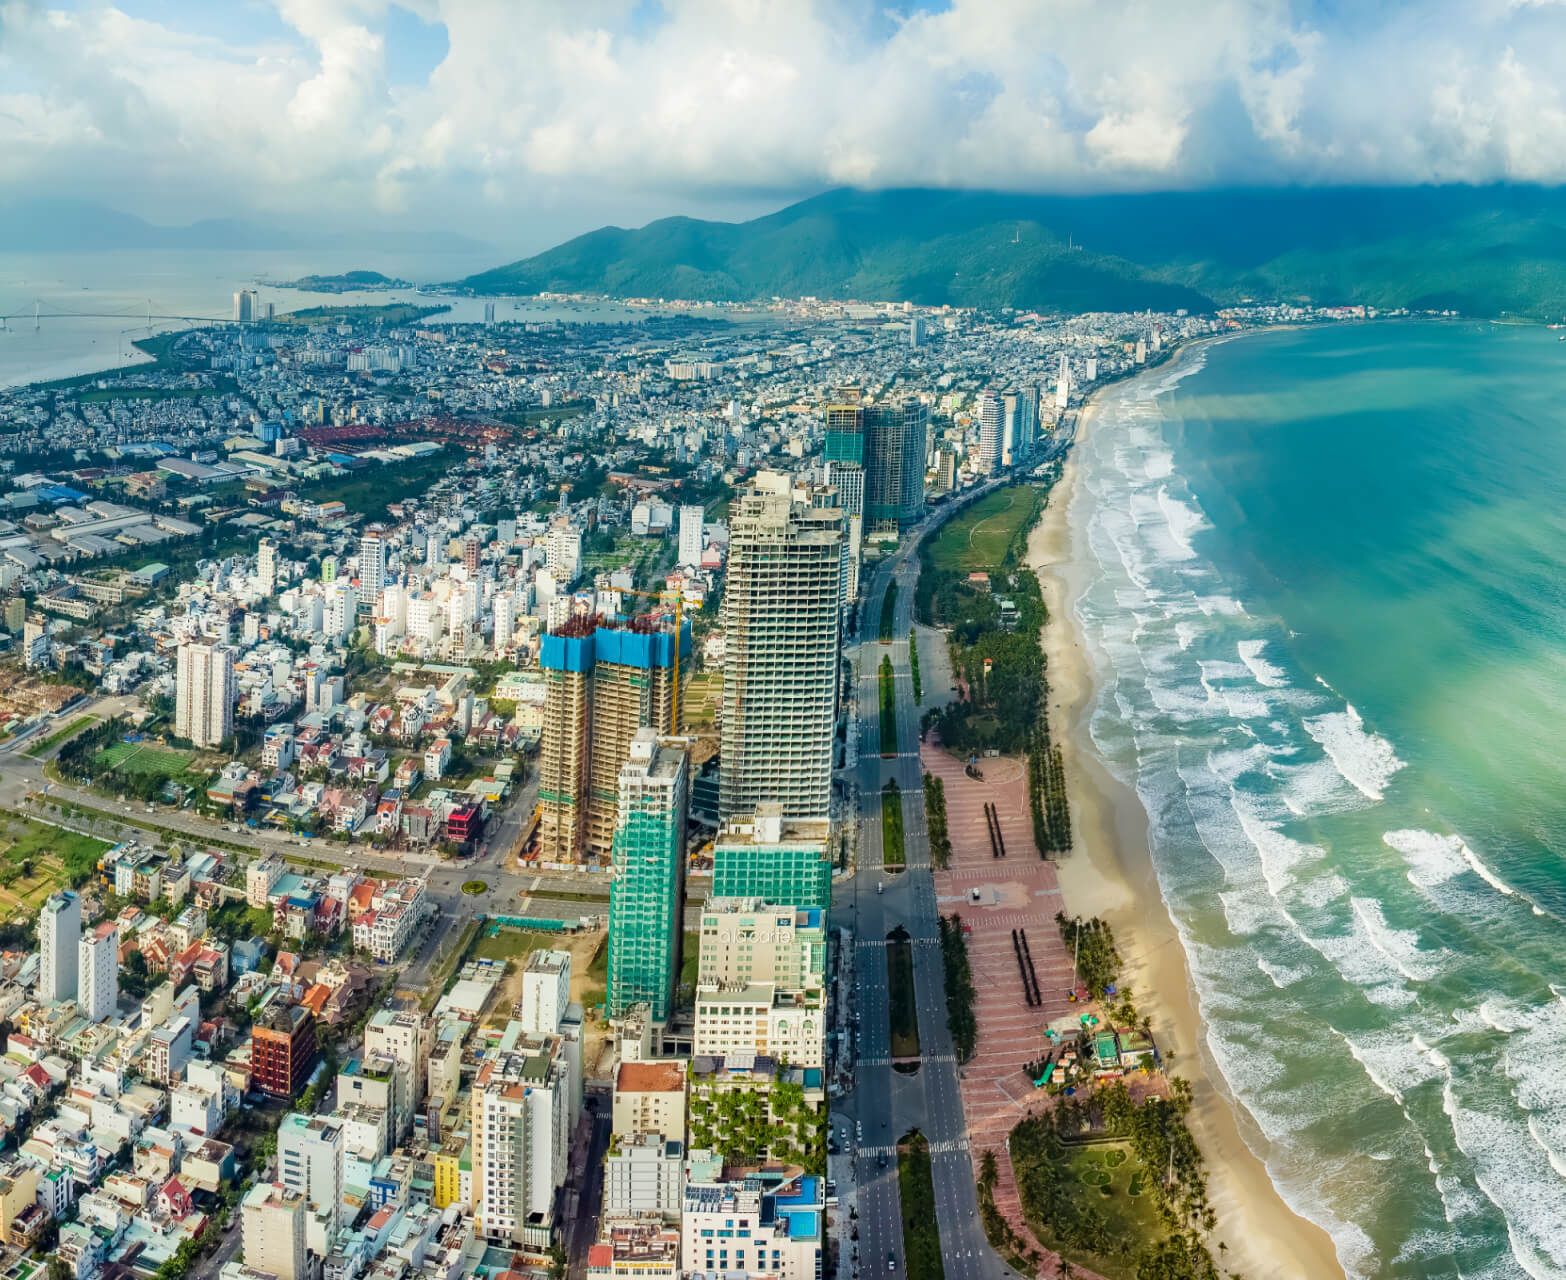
[[1029, 386, 1346, 1279]]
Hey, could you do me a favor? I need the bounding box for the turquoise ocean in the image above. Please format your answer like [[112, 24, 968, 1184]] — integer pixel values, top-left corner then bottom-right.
[[1075, 321, 1566, 1279]]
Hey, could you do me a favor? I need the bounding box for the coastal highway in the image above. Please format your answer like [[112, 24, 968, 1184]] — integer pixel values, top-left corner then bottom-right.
[[834, 493, 1019, 1280]]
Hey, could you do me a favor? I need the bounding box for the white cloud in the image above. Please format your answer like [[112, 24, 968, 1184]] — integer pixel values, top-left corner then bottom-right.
[[6, 0, 1566, 245]]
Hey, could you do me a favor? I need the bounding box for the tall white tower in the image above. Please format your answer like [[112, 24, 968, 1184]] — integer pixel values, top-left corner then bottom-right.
[[79, 922, 117, 1022], [176, 642, 236, 748], [40, 891, 81, 1005]]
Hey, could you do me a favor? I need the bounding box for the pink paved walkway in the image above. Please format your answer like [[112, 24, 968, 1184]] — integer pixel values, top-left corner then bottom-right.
[[924, 739, 1105, 1279]]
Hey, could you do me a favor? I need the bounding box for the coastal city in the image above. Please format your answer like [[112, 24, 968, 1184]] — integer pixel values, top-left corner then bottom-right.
[[0, 293, 1386, 1280]]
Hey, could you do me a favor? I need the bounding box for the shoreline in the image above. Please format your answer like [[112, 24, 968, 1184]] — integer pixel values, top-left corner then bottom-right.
[[1028, 349, 1346, 1279]]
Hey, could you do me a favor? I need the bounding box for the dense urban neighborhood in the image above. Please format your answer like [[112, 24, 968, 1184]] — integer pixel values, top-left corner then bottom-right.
[[0, 293, 1392, 1280]]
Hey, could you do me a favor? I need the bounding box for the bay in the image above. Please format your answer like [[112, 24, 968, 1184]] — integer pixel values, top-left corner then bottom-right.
[[1076, 321, 1566, 1279]]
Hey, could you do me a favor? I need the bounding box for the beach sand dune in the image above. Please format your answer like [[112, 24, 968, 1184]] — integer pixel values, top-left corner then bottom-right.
[[1029, 400, 1346, 1280]]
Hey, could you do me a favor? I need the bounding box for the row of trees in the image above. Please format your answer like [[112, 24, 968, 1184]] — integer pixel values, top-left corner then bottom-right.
[[1055, 912, 1122, 1000], [922, 772, 951, 869], [938, 914, 977, 1062]]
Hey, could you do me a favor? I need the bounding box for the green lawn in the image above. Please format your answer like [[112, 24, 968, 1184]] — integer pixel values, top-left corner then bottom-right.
[[1011, 1137, 1165, 1280], [95, 742, 196, 777], [25, 715, 98, 759], [925, 485, 1045, 575], [897, 1132, 944, 1280], [886, 925, 920, 1058], [474, 927, 564, 963], [881, 783, 906, 870], [0, 810, 109, 898]]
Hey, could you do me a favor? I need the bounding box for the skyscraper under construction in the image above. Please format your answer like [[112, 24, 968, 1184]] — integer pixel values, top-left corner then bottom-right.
[[719, 471, 845, 822], [537, 615, 690, 864]]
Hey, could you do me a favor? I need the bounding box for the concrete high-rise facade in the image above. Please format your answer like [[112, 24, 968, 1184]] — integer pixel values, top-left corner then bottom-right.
[[40, 890, 80, 1005], [175, 642, 235, 748], [677, 505, 705, 567], [358, 527, 386, 594], [863, 398, 928, 532], [242, 1183, 306, 1280], [538, 619, 687, 864], [494, 590, 515, 655], [257, 538, 278, 597], [233, 290, 258, 323], [1056, 354, 1072, 415], [719, 473, 844, 822], [977, 390, 1003, 474], [608, 731, 690, 1022], [471, 1043, 573, 1245], [277, 1112, 345, 1235], [78, 922, 117, 1022]]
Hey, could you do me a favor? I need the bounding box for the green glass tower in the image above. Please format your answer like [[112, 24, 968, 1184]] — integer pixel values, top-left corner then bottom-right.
[[607, 730, 690, 1021]]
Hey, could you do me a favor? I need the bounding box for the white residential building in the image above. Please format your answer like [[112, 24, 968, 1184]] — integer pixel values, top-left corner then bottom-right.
[[175, 642, 235, 747], [40, 890, 81, 1006], [77, 922, 117, 1023]]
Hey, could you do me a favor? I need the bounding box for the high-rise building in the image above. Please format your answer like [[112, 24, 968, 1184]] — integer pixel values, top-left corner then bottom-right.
[[233, 290, 258, 323], [519, 950, 572, 1036], [484, 301, 496, 325], [711, 806, 833, 911], [677, 505, 705, 567], [719, 474, 843, 822], [693, 898, 827, 1068], [977, 390, 1003, 474], [1002, 394, 1019, 467], [358, 527, 386, 594], [494, 590, 515, 656], [909, 315, 924, 348], [277, 1113, 345, 1236], [252, 1005, 318, 1099], [1056, 354, 1072, 414], [175, 642, 235, 748], [78, 922, 117, 1022], [463, 535, 481, 575], [608, 731, 690, 1022], [22, 617, 48, 669], [4, 597, 26, 634], [1020, 385, 1040, 458], [538, 619, 688, 863], [39, 891, 80, 1005], [241, 1183, 306, 1280], [257, 538, 278, 597], [471, 1040, 574, 1245], [863, 398, 928, 532], [1085, 356, 1099, 383]]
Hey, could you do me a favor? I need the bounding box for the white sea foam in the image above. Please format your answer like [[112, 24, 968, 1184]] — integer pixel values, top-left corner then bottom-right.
[[1267, 755, 1363, 818], [1174, 620, 1203, 650], [1351, 897, 1445, 982], [1303, 703, 1406, 801], [1443, 1078, 1566, 1279], [1231, 794, 1323, 896], [1144, 448, 1174, 479], [1196, 594, 1247, 616], [1255, 953, 1313, 988], [1334, 1027, 1443, 1105], [1237, 638, 1290, 687], [1386, 829, 1470, 887]]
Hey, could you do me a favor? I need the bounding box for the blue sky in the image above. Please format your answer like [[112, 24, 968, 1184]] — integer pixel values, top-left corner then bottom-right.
[[4, 0, 1566, 255]]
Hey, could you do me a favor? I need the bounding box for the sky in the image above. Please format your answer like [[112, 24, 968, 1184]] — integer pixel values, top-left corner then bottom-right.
[[6, 0, 1566, 258]]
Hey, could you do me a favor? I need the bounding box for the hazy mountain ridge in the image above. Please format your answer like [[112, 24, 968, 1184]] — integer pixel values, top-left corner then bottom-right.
[[0, 200, 490, 255], [459, 186, 1566, 318]]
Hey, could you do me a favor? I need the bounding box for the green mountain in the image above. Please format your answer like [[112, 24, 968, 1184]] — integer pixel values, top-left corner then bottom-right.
[[461, 186, 1566, 318]]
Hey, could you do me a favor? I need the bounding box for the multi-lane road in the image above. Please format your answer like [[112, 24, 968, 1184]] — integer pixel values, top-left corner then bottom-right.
[[835, 490, 1019, 1280]]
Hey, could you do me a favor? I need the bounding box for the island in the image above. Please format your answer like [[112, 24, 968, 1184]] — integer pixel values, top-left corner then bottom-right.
[[269, 269, 414, 292]]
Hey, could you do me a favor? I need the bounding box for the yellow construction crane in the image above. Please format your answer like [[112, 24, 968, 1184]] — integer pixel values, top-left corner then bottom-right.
[[619, 588, 685, 730]]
